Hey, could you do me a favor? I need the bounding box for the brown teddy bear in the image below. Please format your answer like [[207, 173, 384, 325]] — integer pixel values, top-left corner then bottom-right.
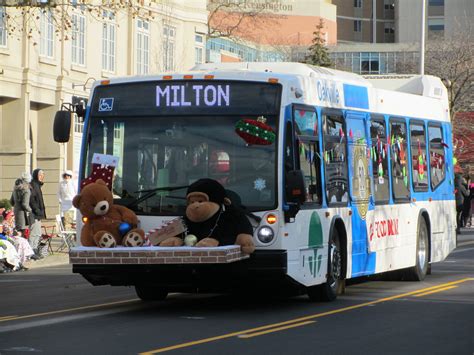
[[73, 179, 145, 248], [158, 178, 255, 254]]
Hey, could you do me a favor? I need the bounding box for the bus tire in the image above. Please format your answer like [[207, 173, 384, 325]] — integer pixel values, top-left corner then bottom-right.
[[405, 217, 429, 281], [135, 285, 168, 301], [307, 229, 344, 302]]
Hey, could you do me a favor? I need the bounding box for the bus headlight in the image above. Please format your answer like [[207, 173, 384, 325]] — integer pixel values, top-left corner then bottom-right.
[[257, 226, 275, 244]]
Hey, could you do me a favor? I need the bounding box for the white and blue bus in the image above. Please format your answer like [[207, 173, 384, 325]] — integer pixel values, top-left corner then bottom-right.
[[54, 62, 456, 301]]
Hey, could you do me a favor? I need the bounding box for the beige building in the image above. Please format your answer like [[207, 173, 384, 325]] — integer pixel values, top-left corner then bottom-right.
[[0, 1, 208, 217], [334, 0, 474, 44]]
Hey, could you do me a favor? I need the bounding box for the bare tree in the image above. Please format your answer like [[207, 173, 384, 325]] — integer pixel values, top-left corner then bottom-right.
[[207, 0, 284, 41], [2, 1, 156, 39], [425, 30, 474, 117]]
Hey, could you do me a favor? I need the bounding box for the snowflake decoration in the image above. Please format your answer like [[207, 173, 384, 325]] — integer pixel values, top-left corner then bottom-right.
[[253, 178, 267, 191]]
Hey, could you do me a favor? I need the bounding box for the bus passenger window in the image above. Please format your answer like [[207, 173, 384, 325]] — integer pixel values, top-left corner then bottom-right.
[[428, 124, 446, 190], [390, 120, 410, 200], [298, 141, 322, 204], [293, 107, 321, 204], [323, 113, 348, 204], [410, 122, 428, 192], [370, 119, 389, 202]]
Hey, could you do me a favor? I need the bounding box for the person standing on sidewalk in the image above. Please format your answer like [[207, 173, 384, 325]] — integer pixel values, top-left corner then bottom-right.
[[10, 172, 33, 237], [29, 169, 46, 256], [455, 173, 469, 234], [57, 170, 77, 230]]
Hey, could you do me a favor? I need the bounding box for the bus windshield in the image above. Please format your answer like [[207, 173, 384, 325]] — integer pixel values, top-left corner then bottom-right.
[[83, 81, 281, 215]]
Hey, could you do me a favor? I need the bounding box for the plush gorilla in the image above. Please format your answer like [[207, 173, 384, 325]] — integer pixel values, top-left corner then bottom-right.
[[160, 178, 255, 254]]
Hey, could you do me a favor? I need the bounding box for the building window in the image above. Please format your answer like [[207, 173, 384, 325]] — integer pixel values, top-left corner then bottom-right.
[[361, 52, 380, 74], [195, 34, 204, 64], [428, 18, 444, 32], [0, 6, 6, 47], [71, 13, 86, 66], [163, 25, 175, 71], [429, 0, 444, 6], [40, 9, 54, 58], [74, 114, 84, 134], [136, 18, 149, 75], [384, 0, 395, 10], [354, 20, 362, 32], [354, 0, 362, 8], [102, 10, 115, 72], [384, 24, 395, 34]]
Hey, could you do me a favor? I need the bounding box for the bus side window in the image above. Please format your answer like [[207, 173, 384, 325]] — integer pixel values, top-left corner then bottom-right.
[[389, 119, 410, 200], [428, 124, 446, 190], [285, 121, 295, 172], [323, 112, 348, 204], [293, 107, 321, 204], [370, 119, 389, 203], [410, 122, 428, 192], [298, 141, 322, 204]]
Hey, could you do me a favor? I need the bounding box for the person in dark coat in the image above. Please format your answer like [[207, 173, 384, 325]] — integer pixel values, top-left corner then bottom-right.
[[10, 172, 33, 233], [455, 173, 469, 234], [29, 169, 46, 255], [461, 176, 472, 228]]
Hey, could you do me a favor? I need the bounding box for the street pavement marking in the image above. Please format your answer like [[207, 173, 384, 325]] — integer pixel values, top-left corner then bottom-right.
[[238, 321, 315, 339], [0, 299, 138, 323], [140, 277, 474, 354], [414, 285, 458, 297], [0, 316, 18, 321]]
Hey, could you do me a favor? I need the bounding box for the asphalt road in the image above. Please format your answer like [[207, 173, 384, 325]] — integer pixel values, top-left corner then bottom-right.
[[1, 231, 473, 355]]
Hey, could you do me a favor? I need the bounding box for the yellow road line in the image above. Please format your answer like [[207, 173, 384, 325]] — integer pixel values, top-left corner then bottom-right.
[[140, 277, 474, 354], [414, 285, 458, 297], [0, 316, 18, 321], [238, 321, 315, 339], [0, 299, 138, 323]]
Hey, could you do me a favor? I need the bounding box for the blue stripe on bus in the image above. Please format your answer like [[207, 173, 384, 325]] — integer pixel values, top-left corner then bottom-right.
[[343, 84, 369, 110]]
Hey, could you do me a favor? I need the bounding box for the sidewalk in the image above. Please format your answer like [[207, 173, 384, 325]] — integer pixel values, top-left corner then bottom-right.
[[24, 221, 71, 269], [24, 252, 70, 269]]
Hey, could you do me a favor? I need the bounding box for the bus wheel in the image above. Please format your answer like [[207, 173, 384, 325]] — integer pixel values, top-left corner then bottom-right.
[[307, 229, 344, 302], [406, 218, 429, 281], [135, 285, 168, 301]]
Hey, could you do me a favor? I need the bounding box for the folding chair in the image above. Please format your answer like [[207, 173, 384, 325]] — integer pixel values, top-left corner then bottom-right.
[[55, 215, 76, 252], [41, 224, 56, 255]]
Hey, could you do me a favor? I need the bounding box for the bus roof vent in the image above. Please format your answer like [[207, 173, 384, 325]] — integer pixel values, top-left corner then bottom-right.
[[364, 74, 448, 100]]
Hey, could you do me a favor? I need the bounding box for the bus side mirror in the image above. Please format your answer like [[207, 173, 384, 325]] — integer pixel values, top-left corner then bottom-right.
[[53, 110, 72, 143], [285, 170, 305, 222]]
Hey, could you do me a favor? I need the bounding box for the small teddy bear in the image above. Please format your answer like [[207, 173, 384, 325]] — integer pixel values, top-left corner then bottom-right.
[[72, 179, 145, 248]]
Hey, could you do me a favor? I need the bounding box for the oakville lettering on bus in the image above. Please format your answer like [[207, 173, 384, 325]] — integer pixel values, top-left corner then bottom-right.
[[317, 80, 340, 105], [369, 218, 399, 241], [156, 84, 230, 107]]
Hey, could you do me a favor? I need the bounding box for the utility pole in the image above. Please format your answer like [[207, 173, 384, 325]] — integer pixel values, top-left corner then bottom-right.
[[420, 0, 426, 75], [372, 0, 377, 43]]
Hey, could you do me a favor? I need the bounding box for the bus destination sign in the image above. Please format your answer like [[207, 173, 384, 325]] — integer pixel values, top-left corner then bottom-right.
[[92, 80, 281, 116], [156, 84, 230, 108]]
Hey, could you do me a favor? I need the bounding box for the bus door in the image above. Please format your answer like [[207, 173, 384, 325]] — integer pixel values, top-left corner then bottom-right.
[[345, 111, 376, 277]]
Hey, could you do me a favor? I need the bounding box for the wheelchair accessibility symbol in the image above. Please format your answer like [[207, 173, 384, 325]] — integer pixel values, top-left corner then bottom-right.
[[98, 98, 114, 112]]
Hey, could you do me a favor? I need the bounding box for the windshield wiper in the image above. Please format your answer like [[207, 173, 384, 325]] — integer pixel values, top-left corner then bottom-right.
[[126, 185, 189, 208]]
